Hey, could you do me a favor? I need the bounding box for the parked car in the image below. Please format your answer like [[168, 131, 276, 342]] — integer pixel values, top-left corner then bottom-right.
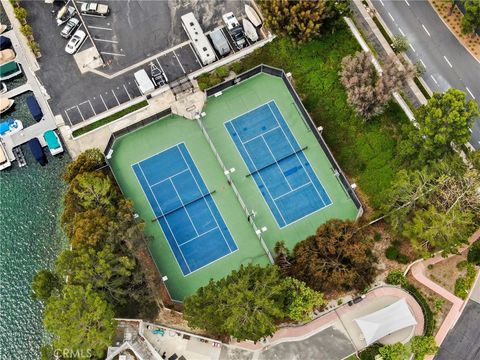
[[222, 12, 246, 49], [65, 29, 86, 54], [60, 18, 80, 39], [56, 5, 76, 26], [80, 2, 110, 16]]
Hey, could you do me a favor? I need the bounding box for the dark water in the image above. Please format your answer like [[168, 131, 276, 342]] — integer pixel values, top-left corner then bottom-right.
[[0, 147, 70, 360]]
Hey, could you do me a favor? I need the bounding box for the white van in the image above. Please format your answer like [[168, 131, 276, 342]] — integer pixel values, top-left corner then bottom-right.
[[134, 69, 155, 95]]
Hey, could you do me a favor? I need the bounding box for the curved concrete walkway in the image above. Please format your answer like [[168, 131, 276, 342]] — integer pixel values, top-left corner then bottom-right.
[[230, 286, 424, 354]]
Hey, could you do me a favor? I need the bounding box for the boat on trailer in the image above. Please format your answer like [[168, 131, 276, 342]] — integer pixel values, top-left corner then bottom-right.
[[245, 4, 262, 27], [243, 19, 258, 42]]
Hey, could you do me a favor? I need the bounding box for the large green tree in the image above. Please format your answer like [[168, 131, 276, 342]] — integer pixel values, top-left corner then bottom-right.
[[411, 336, 438, 360], [63, 148, 105, 183], [379, 342, 409, 360], [44, 285, 116, 358], [285, 219, 376, 294], [409, 89, 478, 162], [461, 0, 480, 35], [31, 270, 61, 302], [184, 264, 323, 342]]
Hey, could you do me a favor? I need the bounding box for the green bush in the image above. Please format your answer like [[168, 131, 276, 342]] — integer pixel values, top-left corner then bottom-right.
[[391, 34, 409, 53], [13, 6, 27, 24], [397, 254, 410, 264], [20, 24, 33, 37], [468, 241, 480, 265], [373, 232, 382, 242], [405, 283, 435, 336], [386, 269, 407, 287], [386, 246, 399, 260], [454, 263, 477, 299], [359, 344, 381, 360], [72, 100, 149, 137], [456, 260, 468, 270]]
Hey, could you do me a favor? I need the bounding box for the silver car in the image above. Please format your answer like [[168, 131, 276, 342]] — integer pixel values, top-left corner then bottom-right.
[[60, 18, 80, 39]]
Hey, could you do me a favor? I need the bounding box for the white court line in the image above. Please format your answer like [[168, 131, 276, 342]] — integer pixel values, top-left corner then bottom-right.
[[422, 24, 431, 37], [243, 125, 280, 144], [443, 56, 453, 68], [379, 0, 385, 6], [261, 134, 294, 191], [170, 178, 199, 237], [409, 43, 416, 52], [466, 87, 476, 99], [149, 168, 190, 188], [111, 89, 120, 105], [388, 12, 395, 22], [95, 38, 118, 44], [123, 84, 132, 100], [399, 27, 405, 36], [88, 25, 112, 31], [101, 51, 125, 57], [173, 50, 186, 73], [430, 74, 438, 84], [419, 59, 426, 69], [404, 0, 410, 6], [99, 94, 108, 110]]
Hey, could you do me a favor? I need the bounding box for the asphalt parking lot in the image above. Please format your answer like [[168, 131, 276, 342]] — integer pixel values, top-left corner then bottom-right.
[[22, 0, 259, 125]]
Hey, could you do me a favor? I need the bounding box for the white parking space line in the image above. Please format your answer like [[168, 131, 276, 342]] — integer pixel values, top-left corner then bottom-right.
[[99, 94, 108, 110], [123, 84, 132, 100], [388, 12, 395, 22], [420, 59, 426, 69], [100, 51, 125, 57], [173, 50, 186, 74], [88, 26, 112, 31], [409, 43, 416, 52], [155, 58, 165, 74], [88, 100, 96, 115], [422, 24, 431, 37], [404, 0, 410, 6], [64, 110, 73, 127], [466, 87, 476, 99], [399, 27, 405, 36], [443, 56, 453, 68], [111, 89, 120, 105], [77, 106, 85, 120], [379, 0, 385, 6], [430, 74, 438, 84], [95, 38, 118, 44]]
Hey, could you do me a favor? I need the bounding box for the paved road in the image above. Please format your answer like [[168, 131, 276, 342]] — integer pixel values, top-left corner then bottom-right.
[[371, 0, 480, 149]]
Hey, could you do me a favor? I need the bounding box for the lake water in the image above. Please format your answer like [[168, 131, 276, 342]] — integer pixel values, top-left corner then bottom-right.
[[0, 147, 70, 360]]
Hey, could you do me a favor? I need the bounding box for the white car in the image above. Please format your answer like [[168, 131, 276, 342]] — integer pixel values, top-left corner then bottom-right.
[[65, 29, 86, 54]]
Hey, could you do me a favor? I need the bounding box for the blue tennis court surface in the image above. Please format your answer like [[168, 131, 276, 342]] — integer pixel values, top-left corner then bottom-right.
[[225, 101, 332, 228], [132, 143, 238, 276]]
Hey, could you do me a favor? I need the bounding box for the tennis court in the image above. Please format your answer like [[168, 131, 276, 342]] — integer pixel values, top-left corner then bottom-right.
[[132, 143, 238, 276], [225, 101, 332, 228]]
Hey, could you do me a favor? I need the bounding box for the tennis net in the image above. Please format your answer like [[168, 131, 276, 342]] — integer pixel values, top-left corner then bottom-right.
[[246, 146, 308, 177], [151, 190, 216, 222]]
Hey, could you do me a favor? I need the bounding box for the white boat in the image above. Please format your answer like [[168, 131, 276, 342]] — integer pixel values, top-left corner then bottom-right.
[[0, 97, 13, 113], [0, 82, 6, 94], [0, 118, 23, 137], [43, 130, 64, 155], [243, 19, 258, 42], [245, 4, 262, 27], [0, 140, 11, 170]]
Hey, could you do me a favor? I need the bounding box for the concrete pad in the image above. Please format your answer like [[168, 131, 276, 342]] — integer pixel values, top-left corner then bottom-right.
[[74, 46, 103, 74], [470, 273, 480, 304]]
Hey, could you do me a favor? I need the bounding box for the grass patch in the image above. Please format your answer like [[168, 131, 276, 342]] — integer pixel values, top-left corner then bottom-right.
[[72, 100, 149, 137], [197, 27, 413, 210], [454, 263, 477, 299], [372, 16, 393, 44], [414, 77, 432, 100]]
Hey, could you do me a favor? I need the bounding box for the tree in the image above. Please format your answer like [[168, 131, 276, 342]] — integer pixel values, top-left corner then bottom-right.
[[391, 34, 409, 53], [31, 270, 61, 302], [72, 172, 116, 211], [410, 336, 438, 360], [259, 0, 333, 44], [340, 52, 415, 119], [56, 245, 136, 305], [288, 219, 376, 294], [468, 240, 480, 265], [63, 148, 105, 183], [410, 89, 479, 161], [378, 342, 409, 360], [68, 208, 112, 248], [44, 285, 116, 358], [184, 264, 322, 342], [285, 278, 324, 322], [461, 0, 480, 35]]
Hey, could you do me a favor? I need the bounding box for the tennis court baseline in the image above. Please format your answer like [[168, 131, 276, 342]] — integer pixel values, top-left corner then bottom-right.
[[132, 143, 238, 276], [225, 101, 332, 228]]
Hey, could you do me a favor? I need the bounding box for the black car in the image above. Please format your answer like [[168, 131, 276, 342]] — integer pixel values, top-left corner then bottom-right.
[[60, 18, 80, 39]]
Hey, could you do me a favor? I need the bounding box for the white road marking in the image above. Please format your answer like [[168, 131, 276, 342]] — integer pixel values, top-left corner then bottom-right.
[[399, 27, 405, 36], [173, 50, 186, 73], [419, 59, 426, 68], [100, 51, 125, 56], [111, 90, 120, 105], [123, 84, 132, 100], [443, 56, 453, 68], [430, 74, 438, 84], [99, 94, 108, 110], [95, 38, 118, 44], [388, 12, 395, 21], [379, 0, 385, 6], [466, 87, 476, 99], [88, 26, 112, 31], [409, 43, 416, 52], [422, 24, 431, 37], [404, 0, 410, 6]]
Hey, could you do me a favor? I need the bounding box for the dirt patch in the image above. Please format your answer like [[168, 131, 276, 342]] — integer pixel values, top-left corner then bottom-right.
[[425, 251, 469, 294], [407, 273, 452, 335], [430, 0, 480, 60], [154, 307, 210, 337]]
